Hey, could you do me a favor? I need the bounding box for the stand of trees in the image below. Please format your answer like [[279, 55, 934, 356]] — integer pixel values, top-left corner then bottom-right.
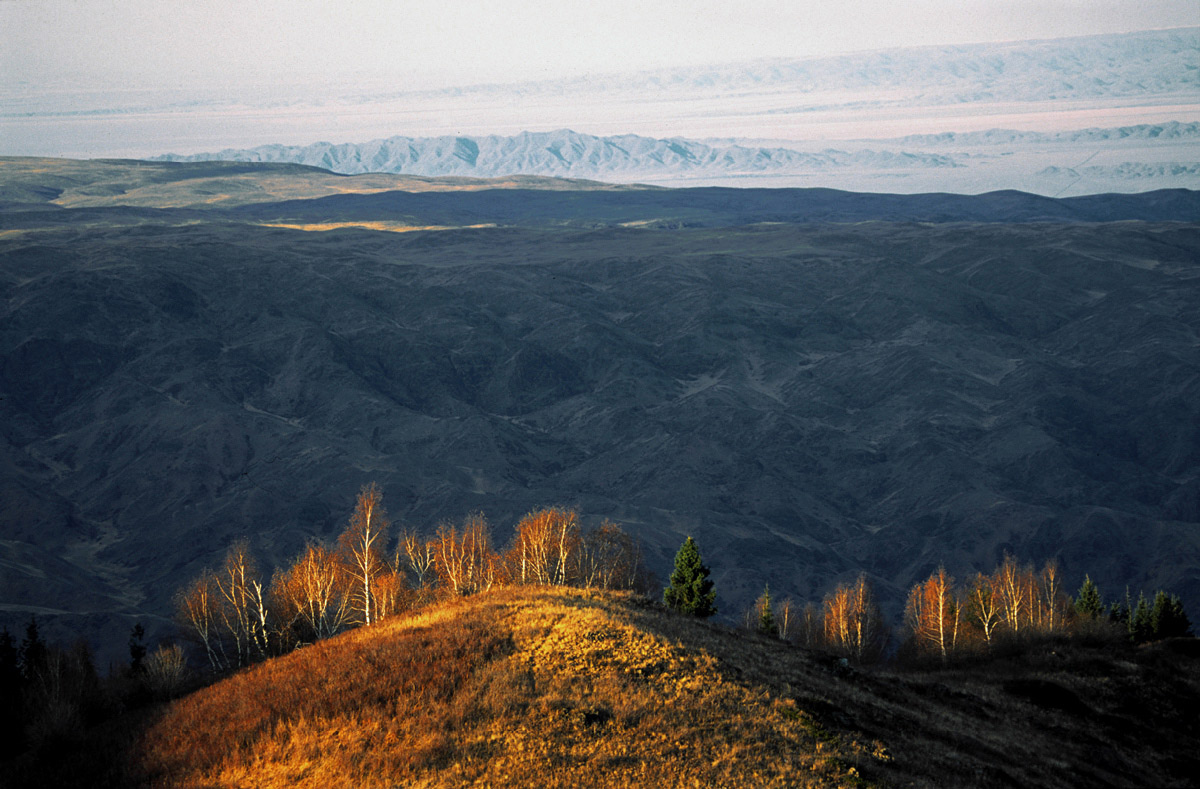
[[736, 572, 888, 664], [738, 554, 1193, 666], [5, 491, 1194, 776], [893, 556, 1193, 663], [1106, 587, 1192, 644], [0, 617, 143, 760], [170, 485, 1195, 674], [176, 486, 656, 671]]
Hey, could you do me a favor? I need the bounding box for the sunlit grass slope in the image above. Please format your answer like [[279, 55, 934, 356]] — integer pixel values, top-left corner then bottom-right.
[[133, 587, 1200, 788], [136, 587, 876, 788]]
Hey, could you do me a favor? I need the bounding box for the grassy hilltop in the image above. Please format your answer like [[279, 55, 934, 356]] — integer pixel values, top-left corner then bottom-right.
[[12, 586, 1198, 788]]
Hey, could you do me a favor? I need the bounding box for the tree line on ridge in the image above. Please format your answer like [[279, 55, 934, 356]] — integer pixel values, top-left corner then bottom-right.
[[176, 483, 655, 671], [2, 483, 1192, 761], [173, 483, 1192, 672], [736, 555, 1192, 665]]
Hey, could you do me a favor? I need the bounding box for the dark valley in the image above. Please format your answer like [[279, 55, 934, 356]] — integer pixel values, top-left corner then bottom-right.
[[1, 157, 1199, 667]]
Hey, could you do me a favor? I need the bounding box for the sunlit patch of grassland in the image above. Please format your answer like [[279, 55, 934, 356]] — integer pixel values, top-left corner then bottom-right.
[[134, 587, 876, 788], [0, 156, 643, 210], [257, 221, 497, 233], [488, 587, 877, 788]]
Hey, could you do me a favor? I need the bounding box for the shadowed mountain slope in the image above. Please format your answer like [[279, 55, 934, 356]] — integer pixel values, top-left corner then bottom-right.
[[1, 160, 1199, 662], [226, 185, 1200, 226], [3, 158, 1198, 226]]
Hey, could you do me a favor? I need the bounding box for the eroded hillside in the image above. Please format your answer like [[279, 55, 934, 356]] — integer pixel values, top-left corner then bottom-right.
[[2, 159, 1200, 666]]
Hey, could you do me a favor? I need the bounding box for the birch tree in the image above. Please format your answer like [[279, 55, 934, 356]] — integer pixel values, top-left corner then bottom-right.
[[338, 483, 390, 626], [823, 584, 852, 652], [775, 597, 795, 642], [398, 527, 436, 593], [271, 543, 350, 642], [176, 570, 228, 672], [798, 602, 822, 648], [967, 572, 1002, 647], [506, 508, 580, 586], [994, 554, 1031, 634], [824, 574, 887, 663], [372, 561, 409, 621], [434, 513, 495, 596], [1036, 560, 1067, 634], [213, 540, 271, 664], [905, 567, 961, 660], [581, 521, 650, 591]]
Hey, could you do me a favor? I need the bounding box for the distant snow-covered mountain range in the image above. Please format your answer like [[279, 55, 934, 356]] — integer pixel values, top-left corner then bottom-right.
[[153, 130, 959, 179], [154, 123, 1200, 195]]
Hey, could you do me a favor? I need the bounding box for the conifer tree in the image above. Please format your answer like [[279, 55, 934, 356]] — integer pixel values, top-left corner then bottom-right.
[[1109, 589, 1130, 629], [1150, 591, 1192, 639], [19, 616, 46, 682], [756, 584, 778, 636], [1130, 592, 1154, 643], [663, 536, 716, 618], [1108, 587, 1191, 643], [1073, 575, 1104, 619], [0, 628, 18, 690], [129, 623, 147, 675], [0, 627, 21, 758]]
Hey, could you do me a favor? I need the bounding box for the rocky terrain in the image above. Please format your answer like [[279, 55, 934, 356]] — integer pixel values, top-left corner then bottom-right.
[[2, 158, 1199, 661]]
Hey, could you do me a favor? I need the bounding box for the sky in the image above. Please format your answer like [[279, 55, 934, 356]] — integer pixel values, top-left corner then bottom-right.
[[1, 0, 1197, 162], [3, 0, 1198, 91]]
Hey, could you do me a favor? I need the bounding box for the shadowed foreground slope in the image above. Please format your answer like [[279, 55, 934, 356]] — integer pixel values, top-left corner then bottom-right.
[[51, 588, 1197, 788]]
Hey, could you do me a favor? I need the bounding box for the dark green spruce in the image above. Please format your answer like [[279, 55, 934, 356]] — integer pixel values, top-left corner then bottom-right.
[[1151, 590, 1193, 639], [1073, 575, 1104, 619], [663, 536, 717, 618]]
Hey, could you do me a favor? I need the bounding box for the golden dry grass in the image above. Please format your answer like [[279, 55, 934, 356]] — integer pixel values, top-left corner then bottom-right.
[[133, 587, 874, 788]]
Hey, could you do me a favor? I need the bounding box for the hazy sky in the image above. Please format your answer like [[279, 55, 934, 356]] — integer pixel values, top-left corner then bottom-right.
[[4, 0, 1198, 90]]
